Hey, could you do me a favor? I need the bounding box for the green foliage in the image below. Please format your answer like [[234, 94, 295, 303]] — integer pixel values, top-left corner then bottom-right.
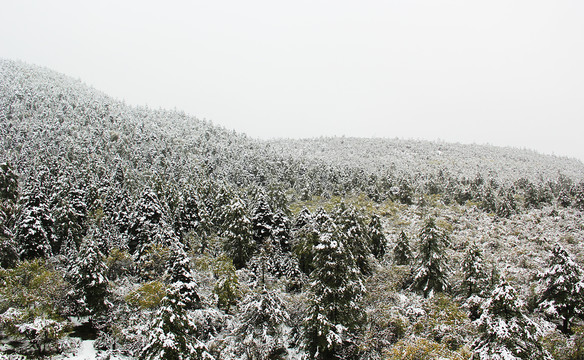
[[413, 294, 472, 351], [393, 230, 412, 266], [0, 259, 69, 318], [105, 247, 134, 280], [125, 280, 167, 309], [386, 337, 471, 360], [138, 243, 172, 281], [213, 255, 240, 313]]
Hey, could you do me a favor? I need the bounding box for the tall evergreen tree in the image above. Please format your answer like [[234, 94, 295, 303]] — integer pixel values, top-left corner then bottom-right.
[[251, 196, 274, 245], [461, 243, 489, 298], [222, 198, 255, 269], [67, 234, 110, 321], [15, 188, 54, 260], [0, 162, 18, 202], [538, 243, 584, 334], [128, 189, 167, 257], [303, 230, 366, 359], [472, 281, 552, 360], [54, 188, 87, 255], [140, 284, 213, 360], [410, 218, 450, 297], [334, 203, 372, 275], [166, 246, 201, 310], [368, 214, 386, 260], [234, 286, 290, 359], [393, 230, 412, 266]]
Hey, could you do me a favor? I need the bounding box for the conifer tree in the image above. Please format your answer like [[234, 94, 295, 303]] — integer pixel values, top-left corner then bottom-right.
[[54, 188, 87, 254], [410, 218, 449, 297], [222, 198, 254, 269], [128, 189, 166, 256], [0, 162, 18, 202], [461, 243, 489, 298], [15, 188, 54, 260], [303, 230, 366, 359], [334, 203, 372, 275], [393, 230, 412, 266], [166, 247, 201, 310], [538, 243, 584, 334], [213, 255, 240, 313], [472, 281, 552, 360], [140, 284, 213, 360], [234, 286, 290, 359], [252, 196, 274, 245], [369, 214, 386, 260], [67, 234, 110, 321]]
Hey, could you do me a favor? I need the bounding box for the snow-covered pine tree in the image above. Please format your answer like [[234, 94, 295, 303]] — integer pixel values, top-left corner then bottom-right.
[[461, 243, 489, 298], [0, 162, 18, 202], [54, 187, 87, 255], [140, 284, 213, 360], [393, 230, 412, 266], [222, 197, 255, 269], [234, 286, 290, 359], [252, 196, 274, 245], [369, 214, 386, 260], [128, 189, 165, 256], [166, 246, 201, 310], [272, 210, 291, 252], [67, 233, 110, 321], [410, 218, 450, 298], [15, 188, 54, 260], [537, 243, 584, 334], [333, 203, 372, 275], [303, 229, 366, 359], [472, 281, 552, 360]]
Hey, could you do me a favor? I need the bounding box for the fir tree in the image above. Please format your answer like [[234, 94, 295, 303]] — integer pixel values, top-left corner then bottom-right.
[[166, 246, 201, 310], [234, 286, 290, 359], [303, 230, 366, 359], [140, 284, 213, 360], [67, 234, 110, 321], [472, 281, 552, 360], [333, 203, 372, 275], [252, 196, 274, 245], [54, 188, 87, 255], [128, 189, 166, 256], [410, 218, 450, 297], [393, 230, 412, 266], [272, 210, 291, 252], [222, 198, 255, 269], [537, 243, 584, 334], [15, 188, 54, 260], [0, 162, 18, 202], [461, 243, 489, 298], [369, 214, 386, 260]]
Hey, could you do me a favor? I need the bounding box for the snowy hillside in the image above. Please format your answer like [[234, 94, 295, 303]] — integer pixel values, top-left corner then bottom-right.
[[1, 59, 584, 359]]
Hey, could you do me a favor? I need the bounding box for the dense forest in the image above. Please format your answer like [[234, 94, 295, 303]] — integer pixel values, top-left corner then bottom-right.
[[1, 59, 584, 359]]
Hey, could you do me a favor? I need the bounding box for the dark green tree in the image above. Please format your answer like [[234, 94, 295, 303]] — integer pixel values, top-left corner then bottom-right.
[[461, 243, 489, 298], [368, 214, 386, 260], [538, 243, 584, 334], [67, 234, 110, 322], [472, 281, 552, 360], [140, 284, 213, 360], [303, 229, 366, 359], [15, 188, 54, 260], [410, 218, 450, 298], [393, 231, 412, 266], [222, 198, 255, 269]]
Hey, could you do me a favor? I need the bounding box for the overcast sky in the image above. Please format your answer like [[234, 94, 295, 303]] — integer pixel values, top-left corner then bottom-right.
[[2, 0, 583, 161]]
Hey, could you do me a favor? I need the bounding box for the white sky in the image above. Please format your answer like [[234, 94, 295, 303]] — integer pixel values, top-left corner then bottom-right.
[[2, 0, 583, 161]]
